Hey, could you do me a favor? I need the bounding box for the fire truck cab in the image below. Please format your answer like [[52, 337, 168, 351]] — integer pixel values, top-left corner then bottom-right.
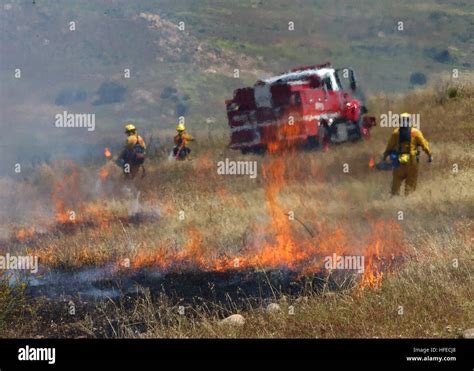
[[226, 63, 376, 153]]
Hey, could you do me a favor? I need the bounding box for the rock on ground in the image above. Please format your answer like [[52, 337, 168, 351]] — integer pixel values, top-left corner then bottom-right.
[[266, 303, 281, 313], [219, 314, 245, 326], [462, 328, 474, 339]]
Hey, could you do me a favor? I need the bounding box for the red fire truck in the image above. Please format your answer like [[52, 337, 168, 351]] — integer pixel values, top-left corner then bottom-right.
[[226, 63, 376, 153]]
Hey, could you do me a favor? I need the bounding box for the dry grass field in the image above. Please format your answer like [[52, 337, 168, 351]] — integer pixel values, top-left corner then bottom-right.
[[0, 80, 472, 338]]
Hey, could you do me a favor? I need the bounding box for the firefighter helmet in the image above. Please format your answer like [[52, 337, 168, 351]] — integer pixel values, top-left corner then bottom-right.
[[125, 123, 136, 133]]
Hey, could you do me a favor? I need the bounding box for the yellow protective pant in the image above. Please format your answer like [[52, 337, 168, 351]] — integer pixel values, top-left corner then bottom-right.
[[391, 163, 418, 196]]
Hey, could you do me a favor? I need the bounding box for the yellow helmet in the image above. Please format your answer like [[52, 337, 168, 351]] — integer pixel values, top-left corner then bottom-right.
[[124, 123, 136, 133], [400, 112, 410, 127], [176, 123, 185, 132]]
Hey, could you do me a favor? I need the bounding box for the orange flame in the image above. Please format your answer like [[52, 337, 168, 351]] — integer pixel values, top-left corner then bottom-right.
[[369, 158, 375, 168], [360, 240, 384, 289], [51, 162, 79, 224], [104, 147, 112, 158], [99, 167, 109, 179], [14, 227, 36, 241]]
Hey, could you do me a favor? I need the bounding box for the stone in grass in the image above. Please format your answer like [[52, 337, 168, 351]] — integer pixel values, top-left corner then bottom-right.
[[266, 303, 281, 314], [219, 314, 245, 326], [461, 328, 474, 339]]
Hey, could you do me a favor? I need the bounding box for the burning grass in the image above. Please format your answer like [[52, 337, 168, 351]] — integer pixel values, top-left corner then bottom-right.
[[4, 149, 407, 289], [1, 224, 470, 339]]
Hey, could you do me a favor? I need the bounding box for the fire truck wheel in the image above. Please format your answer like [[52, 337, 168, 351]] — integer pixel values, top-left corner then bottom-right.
[[349, 114, 364, 142], [306, 135, 319, 149], [317, 125, 329, 148], [240, 148, 250, 155], [355, 115, 364, 140], [241, 147, 266, 155]]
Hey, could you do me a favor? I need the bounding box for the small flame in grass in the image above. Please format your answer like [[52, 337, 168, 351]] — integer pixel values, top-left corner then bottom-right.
[[51, 162, 79, 224], [15, 227, 36, 241], [360, 240, 383, 289], [104, 147, 112, 158], [99, 167, 109, 179], [369, 158, 375, 168]]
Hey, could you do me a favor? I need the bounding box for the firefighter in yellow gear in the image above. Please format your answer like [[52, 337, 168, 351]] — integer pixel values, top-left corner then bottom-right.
[[173, 123, 194, 160], [118, 123, 146, 178], [383, 113, 432, 195]]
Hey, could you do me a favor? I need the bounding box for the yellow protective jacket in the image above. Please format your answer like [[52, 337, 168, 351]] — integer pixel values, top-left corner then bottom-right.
[[383, 128, 431, 162], [174, 132, 193, 147], [125, 134, 146, 151]]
